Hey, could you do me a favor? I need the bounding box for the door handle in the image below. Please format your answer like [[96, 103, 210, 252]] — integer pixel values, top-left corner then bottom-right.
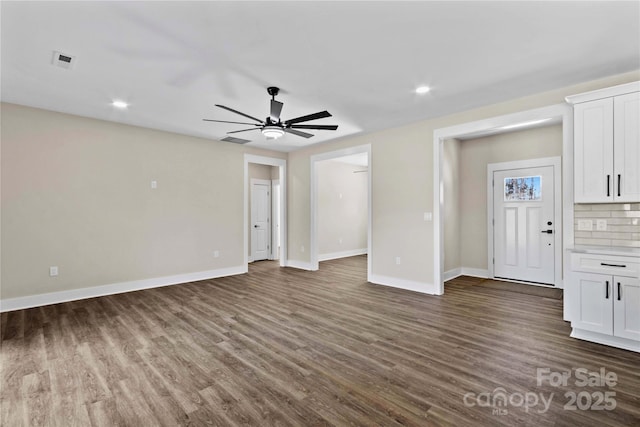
[[617, 174, 621, 197], [607, 175, 611, 197], [605, 281, 609, 299], [617, 282, 621, 301], [540, 230, 553, 234]]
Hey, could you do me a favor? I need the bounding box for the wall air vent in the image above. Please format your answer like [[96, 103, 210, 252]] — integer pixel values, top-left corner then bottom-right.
[[52, 51, 76, 70], [221, 136, 251, 144]]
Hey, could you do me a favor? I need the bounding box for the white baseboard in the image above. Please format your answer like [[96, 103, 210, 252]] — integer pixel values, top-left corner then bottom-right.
[[368, 273, 439, 295], [0, 265, 246, 313], [318, 248, 367, 262], [571, 328, 640, 353], [443, 267, 489, 282], [248, 255, 254, 263], [443, 268, 462, 281], [286, 260, 317, 271], [461, 267, 489, 278]]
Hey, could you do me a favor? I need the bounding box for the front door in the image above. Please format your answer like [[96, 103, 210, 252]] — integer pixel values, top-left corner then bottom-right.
[[493, 165, 555, 285], [251, 180, 271, 261]]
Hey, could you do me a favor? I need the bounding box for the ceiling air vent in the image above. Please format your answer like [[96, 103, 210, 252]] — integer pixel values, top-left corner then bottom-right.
[[52, 51, 76, 70], [221, 136, 251, 144]]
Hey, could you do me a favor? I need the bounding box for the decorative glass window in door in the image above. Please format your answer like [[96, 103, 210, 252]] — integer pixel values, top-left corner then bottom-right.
[[504, 176, 541, 201]]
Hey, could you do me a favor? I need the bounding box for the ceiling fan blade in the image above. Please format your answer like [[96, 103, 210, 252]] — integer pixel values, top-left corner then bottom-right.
[[284, 128, 314, 138], [284, 110, 331, 125], [270, 100, 283, 120], [289, 124, 338, 130], [227, 128, 261, 134], [215, 104, 263, 123], [203, 119, 260, 126]]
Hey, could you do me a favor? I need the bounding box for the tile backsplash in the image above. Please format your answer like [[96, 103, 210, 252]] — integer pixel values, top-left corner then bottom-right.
[[574, 203, 640, 247]]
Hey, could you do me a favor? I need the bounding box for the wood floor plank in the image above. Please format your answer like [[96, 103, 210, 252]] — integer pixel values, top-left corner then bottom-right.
[[1, 255, 639, 426]]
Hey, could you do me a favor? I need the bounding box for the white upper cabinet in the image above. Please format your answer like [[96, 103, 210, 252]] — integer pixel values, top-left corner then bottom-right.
[[568, 82, 640, 203], [613, 92, 640, 202], [574, 98, 614, 202]]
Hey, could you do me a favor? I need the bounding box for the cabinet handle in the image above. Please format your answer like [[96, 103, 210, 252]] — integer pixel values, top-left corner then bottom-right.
[[617, 174, 621, 197], [605, 281, 609, 299], [618, 282, 621, 301], [600, 262, 626, 268], [607, 175, 610, 197]]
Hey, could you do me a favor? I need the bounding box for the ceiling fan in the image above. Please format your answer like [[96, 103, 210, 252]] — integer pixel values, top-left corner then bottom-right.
[[203, 87, 338, 140]]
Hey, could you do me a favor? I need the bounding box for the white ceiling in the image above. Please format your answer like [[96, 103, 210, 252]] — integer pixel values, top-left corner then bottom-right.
[[2, 2, 639, 152]]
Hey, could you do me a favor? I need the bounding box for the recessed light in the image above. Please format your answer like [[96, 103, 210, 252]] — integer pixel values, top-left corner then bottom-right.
[[415, 86, 431, 94], [111, 100, 129, 109]]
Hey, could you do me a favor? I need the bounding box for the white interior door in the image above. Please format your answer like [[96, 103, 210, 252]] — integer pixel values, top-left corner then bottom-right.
[[251, 179, 271, 261], [493, 166, 555, 285]]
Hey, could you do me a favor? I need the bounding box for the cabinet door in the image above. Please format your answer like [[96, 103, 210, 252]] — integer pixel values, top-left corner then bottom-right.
[[574, 98, 614, 203], [613, 92, 640, 202], [571, 272, 613, 334], [613, 276, 640, 341]]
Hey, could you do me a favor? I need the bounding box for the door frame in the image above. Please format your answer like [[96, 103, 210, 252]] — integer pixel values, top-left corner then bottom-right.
[[244, 154, 287, 270], [250, 178, 272, 262], [310, 144, 372, 280], [433, 103, 573, 296], [487, 157, 562, 287], [271, 179, 280, 260]]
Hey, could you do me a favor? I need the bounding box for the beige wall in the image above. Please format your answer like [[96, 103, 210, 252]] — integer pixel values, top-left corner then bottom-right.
[[287, 71, 640, 287], [317, 160, 367, 257], [3, 71, 640, 302], [457, 125, 563, 271], [1, 103, 285, 299], [443, 138, 461, 272]]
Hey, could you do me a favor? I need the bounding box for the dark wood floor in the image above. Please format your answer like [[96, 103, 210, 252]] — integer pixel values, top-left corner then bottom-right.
[[2, 256, 639, 426]]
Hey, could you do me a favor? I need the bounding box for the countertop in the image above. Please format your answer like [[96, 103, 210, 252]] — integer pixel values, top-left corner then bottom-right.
[[567, 245, 640, 257]]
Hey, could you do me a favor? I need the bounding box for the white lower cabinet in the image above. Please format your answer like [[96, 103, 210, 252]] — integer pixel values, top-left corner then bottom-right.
[[614, 277, 640, 341], [568, 251, 640, 352]]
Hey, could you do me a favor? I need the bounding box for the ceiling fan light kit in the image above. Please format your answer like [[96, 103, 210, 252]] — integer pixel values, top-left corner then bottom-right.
[[203, 86, 338, 142], [262, 125, 285, 140]]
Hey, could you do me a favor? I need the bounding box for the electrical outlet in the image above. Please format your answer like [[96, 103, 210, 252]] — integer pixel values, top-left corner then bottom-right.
[[213, 250, 220, 258], [577, 219, 593, 231], [339, 237, 343, 244], [49, 266, 59, 277], [151, 180, 157, 189], [424, 212, 433, 221], [395, 257, 401, 265], [596, 219, 607, 231], [300, 245, 305, 253]]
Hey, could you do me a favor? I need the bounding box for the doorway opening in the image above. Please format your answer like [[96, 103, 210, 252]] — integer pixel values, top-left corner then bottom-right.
[[310, 144, 371, 280], [244, 154, 287, 270], [433, 103, 573, 295]]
